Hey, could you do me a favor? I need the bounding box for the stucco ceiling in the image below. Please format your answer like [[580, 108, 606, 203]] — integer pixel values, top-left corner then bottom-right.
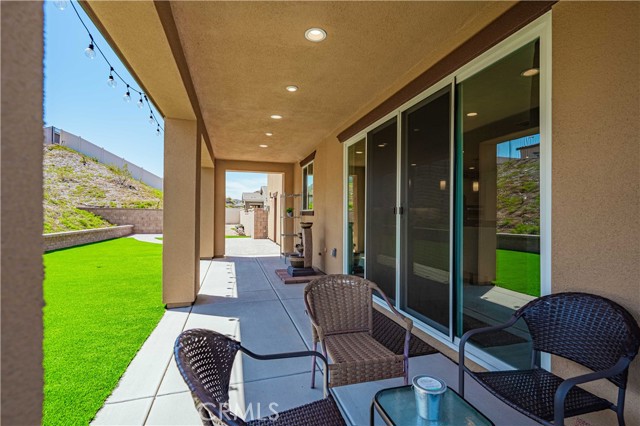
[[86, 1, 516, 164]]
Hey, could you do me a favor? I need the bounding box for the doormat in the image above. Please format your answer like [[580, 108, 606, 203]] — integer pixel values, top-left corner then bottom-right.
[[463, 315, 528, 347], [275, 269, 324, 284]]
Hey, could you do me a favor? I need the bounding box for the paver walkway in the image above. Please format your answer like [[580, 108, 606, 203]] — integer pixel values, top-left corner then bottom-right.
[[93, 252, 536, 425]]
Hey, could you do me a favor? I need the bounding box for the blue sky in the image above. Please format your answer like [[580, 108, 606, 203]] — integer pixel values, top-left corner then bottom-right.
[[226, 172, 267, 200], [44, 2, 164, 177], [44, 1, 267, 199]]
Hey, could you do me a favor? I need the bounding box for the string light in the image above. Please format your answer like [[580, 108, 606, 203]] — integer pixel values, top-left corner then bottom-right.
[[59, 0, 163, 134], [53, 0, 69, 12], [84, 37, 96, 59], [123, 85, 131, 102], [107, 67, 117, 88]]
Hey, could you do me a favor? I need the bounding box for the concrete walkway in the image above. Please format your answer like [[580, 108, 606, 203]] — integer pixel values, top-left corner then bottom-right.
[[92, 254, 536, 426]]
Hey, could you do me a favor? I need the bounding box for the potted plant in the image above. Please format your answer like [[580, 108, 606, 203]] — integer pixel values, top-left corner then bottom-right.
[[286, 207, 294, 217]]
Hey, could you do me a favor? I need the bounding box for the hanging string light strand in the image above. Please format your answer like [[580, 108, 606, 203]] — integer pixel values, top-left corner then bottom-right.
[[66, 0, 163, 135]]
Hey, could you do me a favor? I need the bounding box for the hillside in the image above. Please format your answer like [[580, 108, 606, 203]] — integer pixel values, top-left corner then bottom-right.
[[44, 145, 163, 233], [496, 158, 540, 235]]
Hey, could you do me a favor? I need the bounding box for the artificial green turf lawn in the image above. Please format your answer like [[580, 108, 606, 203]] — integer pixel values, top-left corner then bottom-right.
[[225, 235, 250, 238], [494, 249, 541, 297], [43, 238, 164, 426]]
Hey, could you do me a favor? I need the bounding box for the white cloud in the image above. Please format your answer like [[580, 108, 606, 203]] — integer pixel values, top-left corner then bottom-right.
[[226, 172, 268, 199]]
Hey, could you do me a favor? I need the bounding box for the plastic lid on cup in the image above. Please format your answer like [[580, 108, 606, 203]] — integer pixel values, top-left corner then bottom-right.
[[412, 375, 446, 394]]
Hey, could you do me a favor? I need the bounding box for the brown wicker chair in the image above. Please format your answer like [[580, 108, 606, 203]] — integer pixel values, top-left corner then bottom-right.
[[459, 292, 640, 426], [304, 274, 413, 388], [175, 329, 346, 426]]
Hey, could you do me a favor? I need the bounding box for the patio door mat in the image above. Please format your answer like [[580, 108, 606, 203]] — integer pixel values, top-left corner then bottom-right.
[[275, 269, 325, 284], [463, 315, 527, 347], [372, 310, 438, 357]]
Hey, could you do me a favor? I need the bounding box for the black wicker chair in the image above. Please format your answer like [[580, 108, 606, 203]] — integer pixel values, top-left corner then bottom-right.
[[175, 329, 346, 426], [459, 292, 640, 426]]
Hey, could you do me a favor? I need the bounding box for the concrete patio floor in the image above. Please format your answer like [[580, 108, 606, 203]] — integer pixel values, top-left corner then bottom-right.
[[92, 244, 537, 425]]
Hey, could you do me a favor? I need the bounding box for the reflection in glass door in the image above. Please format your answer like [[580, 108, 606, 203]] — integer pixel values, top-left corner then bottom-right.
[[366, 118, 397, 300], [456, 39, 541, 368], [401, 86, 451, 334], [347, 139, 366, 277]]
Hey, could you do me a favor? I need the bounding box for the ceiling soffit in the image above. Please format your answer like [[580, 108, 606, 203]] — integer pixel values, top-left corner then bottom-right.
[[84, 1, 194, 121]]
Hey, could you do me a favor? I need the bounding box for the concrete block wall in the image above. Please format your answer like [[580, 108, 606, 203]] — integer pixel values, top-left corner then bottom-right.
[[44, 225, 133, 252], [80, 207, 162, 234], [253, 208, 268, 239]]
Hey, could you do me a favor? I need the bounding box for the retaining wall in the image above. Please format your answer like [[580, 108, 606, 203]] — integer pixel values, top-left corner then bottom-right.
[[79, 207, 162, 234], [44, 225, 133, 252], [496, 233, 540, 254]]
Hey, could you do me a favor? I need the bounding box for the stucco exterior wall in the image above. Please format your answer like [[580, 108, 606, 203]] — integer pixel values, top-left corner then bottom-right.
[[266, 173, 283, 244], [551, 2, 640, 424], [0, 2, 44, 423], [200, 165, 215, 259]]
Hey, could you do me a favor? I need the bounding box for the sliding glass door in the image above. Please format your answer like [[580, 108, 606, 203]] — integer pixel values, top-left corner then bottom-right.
[[401, 86, 452, 334], [345, 16, 549, 369], [366, 118, 397, 300], [456, 39, 541, 368]]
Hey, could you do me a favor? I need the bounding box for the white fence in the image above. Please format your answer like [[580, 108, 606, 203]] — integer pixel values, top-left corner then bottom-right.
[[43, 126, 163, 190]]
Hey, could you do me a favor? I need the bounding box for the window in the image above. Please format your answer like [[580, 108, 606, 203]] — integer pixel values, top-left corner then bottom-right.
[[302, 161, 314, 210]]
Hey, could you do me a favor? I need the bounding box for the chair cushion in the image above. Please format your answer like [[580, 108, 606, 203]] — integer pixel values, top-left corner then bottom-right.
[[324, 332, 405, 387], [248, 395, 345, 426], [472, 368, 613, 422]]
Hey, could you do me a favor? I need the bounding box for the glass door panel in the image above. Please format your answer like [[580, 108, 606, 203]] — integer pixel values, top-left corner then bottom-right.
[[401, 86, 451, 334], [456, 39, 541, 368], [366, 118, 397, 300], [347, 139, 366, 277]]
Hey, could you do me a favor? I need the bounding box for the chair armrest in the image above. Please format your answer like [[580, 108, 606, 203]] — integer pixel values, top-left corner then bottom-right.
[[553, 357, 631, 425], [240, 347, 330, 397], [458, 316, 518, 396], [304, 300, 325, 341]]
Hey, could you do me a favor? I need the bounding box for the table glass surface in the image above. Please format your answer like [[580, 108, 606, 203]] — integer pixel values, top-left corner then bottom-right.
[[374, 385, 493, 426]]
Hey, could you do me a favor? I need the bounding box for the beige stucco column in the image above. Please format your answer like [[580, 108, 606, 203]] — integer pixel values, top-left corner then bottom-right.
[[0, 2, 44, 423], [163, 119, 201, 307], [213, 161, 226, 257], [200, 165, 215, 259]]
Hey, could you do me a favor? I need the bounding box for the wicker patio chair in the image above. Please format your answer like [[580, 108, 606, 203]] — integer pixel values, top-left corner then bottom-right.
[[175, 329, 346, 426], [304, 274, 413, 388], [459, 292, 640, 426]]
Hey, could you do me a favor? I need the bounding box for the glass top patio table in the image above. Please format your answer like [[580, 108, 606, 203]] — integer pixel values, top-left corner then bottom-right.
[[371, 384, 494, 426]]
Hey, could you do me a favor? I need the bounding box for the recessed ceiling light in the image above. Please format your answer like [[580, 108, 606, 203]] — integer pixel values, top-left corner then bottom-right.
[[265, 132, 273, 136], [305, 28, 327, 42], [378, 143, 387, 148], [469, 166, 475, 170], [413, 128, 420, 132], [466, 112, 478, 117], [285, 85, 298, 92], [521, 68, 539, 77], [270, 114, 282, 120], [355, 151, 363, 154], [411, 163, 417, 167], [259, 144, 268, 148]]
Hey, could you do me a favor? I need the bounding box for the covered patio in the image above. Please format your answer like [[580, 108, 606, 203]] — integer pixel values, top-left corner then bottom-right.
[[92, 252, 537, 425]]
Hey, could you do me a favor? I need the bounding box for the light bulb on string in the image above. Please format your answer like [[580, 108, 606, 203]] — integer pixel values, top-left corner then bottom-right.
[[156, 126, 161, 136], [53, 0, 68, 11], [137, 95, 144, 109], [84, 40, 96, 59], [149, 114, 155, 125], [107, 67, 117, 88], [123, 85, 131, 103]]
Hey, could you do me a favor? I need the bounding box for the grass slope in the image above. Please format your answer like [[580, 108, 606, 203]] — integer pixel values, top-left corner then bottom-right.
[[494, 249, 540, 297], [44, 145, 163, 233], [43, 238, 164, 425]]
